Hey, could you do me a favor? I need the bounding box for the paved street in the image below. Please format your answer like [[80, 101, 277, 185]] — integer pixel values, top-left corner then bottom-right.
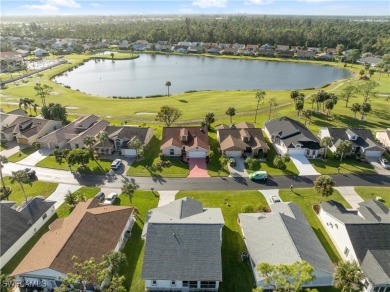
[[3, 162, 390, 191]]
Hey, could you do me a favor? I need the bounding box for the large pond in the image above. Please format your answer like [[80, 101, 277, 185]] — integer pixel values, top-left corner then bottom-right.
[[54, 54, 352, 97]]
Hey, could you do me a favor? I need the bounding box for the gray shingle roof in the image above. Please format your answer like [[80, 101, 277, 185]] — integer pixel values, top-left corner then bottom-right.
[[264, 117, 321, 150], [142, 197, 224, 281], [1, 197, 54, 256], [239, 202, 333, 274], [361, 249, 390, 285], [327, 128, 384, 152]]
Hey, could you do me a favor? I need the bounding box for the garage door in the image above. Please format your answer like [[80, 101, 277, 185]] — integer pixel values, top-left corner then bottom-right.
[[188, 151, 206, 158], [17, 138, 29, 145], [365, 151, 382, 158], [225, 151, 242, 157], [288, 149, 306, 155], [121, 149, 137, 156]]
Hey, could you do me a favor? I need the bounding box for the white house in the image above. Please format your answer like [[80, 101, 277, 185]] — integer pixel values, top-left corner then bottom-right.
[[319, 128, 385, 158], [318, 200, 390, 291], [264, 117, 323, 158], [11, 198, 136, 290], [1, 197, 56, 269], [160, 126, 209, 159], [32, 48, 49, 57], [239, 202, 334, 289], [142, 197, 225, 291]]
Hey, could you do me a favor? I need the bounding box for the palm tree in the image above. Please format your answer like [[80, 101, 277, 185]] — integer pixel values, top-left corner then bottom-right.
[[360, 102, 372, 121], [0, 155, 8, 192], [121, 182, 137, 203], [351, 103, 361, 119], [10, 170, 31, 204], [110, 52, 114, 60], [83, 135, 97, 157], [19, 98, 35, 115], [314, 175, 335, 203], [333, 261, 364, 292], [254, 90, 266, 123], [165, 81, 171, 97], [268, 97, 277, 120], [225, 107, 236, 124], [336, 140, 352, 161], [34, 83, 52, 107], [204, 112, 215, 130], [320, 137, 333, 160], [97, 130, 109, 156], [64, 190, 79, 208]]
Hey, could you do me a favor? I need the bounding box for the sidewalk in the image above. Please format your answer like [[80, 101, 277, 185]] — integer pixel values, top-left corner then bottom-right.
[[157, 190, 178, 207], [46, 183, 81, 209], [335, 186, 364, 209]]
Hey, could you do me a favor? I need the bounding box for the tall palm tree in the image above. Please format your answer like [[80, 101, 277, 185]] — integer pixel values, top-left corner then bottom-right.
[[0, 155, 8, 192], [333, 261, 364, 292], [97, 130, 109, 156], [314, 175, 335, 203], [320, 137, 333, 160], [121, 182, 137, 203], [10, 170, 31, 204], [165, 81, 171, 97], [83, 135, 97, 157], [254, 90, 266, 123], [34, 83, 52, 107], [225, 107, 236, 124], [268, 97, 278, 120]]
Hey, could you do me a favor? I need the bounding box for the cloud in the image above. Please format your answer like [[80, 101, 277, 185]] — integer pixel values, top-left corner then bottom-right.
[[193, 0, 227, 8], [298, 0, 335, 2], [44, 0, 81, 8], [90, 3, 104, 7], [21, 4, 59, 12], [245, 0, 273, 5]]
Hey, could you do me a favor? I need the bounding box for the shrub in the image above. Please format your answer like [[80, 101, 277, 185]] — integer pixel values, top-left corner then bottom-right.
[[273, 156, 286, 170], [255, 204, 271, 213], [241, 204, 254, 213], [245, 157, 258, 170]]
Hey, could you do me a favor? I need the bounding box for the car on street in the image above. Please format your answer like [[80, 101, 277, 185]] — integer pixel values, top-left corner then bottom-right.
[[23, 168, 36, 178], [229, 157, 236, 167], [94, 191, 105, 202], [270, 196, 281, 203], [103, 192, 118, 205], [379, 158, 390, 169], [111, 159, 122, 170], [249, 170, 268, 181]]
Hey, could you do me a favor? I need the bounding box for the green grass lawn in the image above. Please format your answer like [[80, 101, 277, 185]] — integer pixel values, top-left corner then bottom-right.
[[7, 146, 37, 162], [279, 188, 352, 263], [36, 155, 113, 174], [208, 130, 230, 177], [176, 190, 269, 292], [3, 177, 58, 205], [311, 156, 376, 175], [56, 186, 101, 218], [354, 187, 390, 208], [127, 134, 189, 178]]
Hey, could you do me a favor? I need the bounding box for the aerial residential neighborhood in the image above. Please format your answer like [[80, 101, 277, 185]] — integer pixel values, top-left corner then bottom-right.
[[0, 2, 389, 292]]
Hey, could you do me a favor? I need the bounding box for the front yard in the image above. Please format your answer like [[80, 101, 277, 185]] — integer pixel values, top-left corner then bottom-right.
[[7, 146, 37, 162], [354, 187, 390, 208], [311, 156, 376, 175], [2, 177, 58, 205], [176, 190, 269, 292], [279, 188, 351, 263]]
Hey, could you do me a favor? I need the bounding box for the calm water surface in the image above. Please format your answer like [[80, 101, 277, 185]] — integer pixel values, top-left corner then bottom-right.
[[54, 54, 352, 97]]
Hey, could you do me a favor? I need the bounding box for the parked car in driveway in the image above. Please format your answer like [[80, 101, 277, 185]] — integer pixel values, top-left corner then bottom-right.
[[249, 170, 268, 181], [379, 158, 390, 169], [111, 159, 122, 170], [103, 192, 118, 205], [23, 168, 36, 178], [94, 191, 105, 202], [270, 196, 281, 203]]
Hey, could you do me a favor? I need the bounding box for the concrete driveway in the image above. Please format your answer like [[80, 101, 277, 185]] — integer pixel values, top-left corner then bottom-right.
[[228, 157, 249, 177], [259, 189, 282, 205], [367, 157, 390, 175], [158, 190, 178, 207], [18, 148, 53, 166], [46, 183, 81, 209], [334, 186, 364, 209], [0, 141, 28, 158], [289, 154, 320, 176], [187, 158, 210, 178]]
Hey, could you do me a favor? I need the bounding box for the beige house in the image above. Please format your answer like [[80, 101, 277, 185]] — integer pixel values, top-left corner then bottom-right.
[[0, 51, 24, 73], [376, 129, 390, 150], [68, 120, 109, 149]]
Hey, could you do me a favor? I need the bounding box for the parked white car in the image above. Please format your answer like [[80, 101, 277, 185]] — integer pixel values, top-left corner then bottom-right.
[[379, 158, 390, 169], [103, 192, 118, 205], [111, 159, 122, 170]]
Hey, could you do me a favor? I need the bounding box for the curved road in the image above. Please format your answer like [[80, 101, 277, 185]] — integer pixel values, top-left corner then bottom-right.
[[4, 162, 390, 191]]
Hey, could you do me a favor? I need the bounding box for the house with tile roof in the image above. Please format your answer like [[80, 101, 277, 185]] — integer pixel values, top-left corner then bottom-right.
[[142, 197, 225, 291], [319, 128, 385, 158], [160, 126, 209, 159], [1, 197, 55, 269], [11, 198, 136, 290], [264, 117, 323, 158], [1, 115, 62, 145], [216, 122, 269, 158], [239, 202, 334, 289], [38, 114, 99, 149], [94, 125, 153, 157], [319, 200, 390, 291]]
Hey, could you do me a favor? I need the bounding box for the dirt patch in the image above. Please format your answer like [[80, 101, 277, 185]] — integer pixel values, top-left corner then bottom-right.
[[65, 106, 79, 110], [135, 112, 157, 115]]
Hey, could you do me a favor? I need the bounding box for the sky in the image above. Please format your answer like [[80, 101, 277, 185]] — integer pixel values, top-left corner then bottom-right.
[[1, 0, 389, 16]]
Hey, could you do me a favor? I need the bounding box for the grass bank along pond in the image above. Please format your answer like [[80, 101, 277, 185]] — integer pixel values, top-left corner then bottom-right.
[[53, 54, 352, 98]]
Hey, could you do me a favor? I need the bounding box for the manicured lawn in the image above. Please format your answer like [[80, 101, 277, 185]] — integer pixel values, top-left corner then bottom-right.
[[176, 190, 269, 292], [127, 135, 189, 178], [279, 188, 352, 263], [7, 146, 37, 162], [4, 177, 58, 205], [56, 186, 100, 218], [354, 187, 390, 209], [311, 157, 376, 175], [118, 191, 159, 292], [208, 130, 229, 177], [36, 155, 113, 174], [1, 214, 58, 275]]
